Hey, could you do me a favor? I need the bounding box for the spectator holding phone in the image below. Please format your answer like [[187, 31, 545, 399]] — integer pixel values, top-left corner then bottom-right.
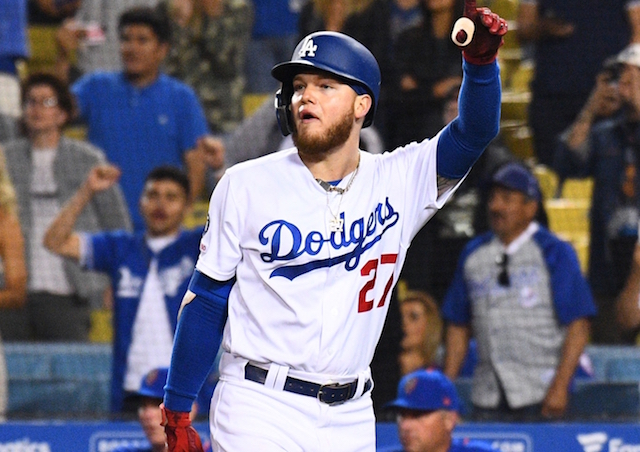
[[556, 44, 640, 342], [55, 0, 159, 83]]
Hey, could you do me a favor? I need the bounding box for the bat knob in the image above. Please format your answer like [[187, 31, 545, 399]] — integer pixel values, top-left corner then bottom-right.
[[451, 17, 475, 47]]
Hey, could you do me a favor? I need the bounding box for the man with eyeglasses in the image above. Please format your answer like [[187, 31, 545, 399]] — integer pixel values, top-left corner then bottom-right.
[[441, 161, 596, 420]]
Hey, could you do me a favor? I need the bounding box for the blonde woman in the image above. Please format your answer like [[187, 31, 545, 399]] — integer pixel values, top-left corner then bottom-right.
[[0, 145, 27, 421], [398, 289, 443, 376]]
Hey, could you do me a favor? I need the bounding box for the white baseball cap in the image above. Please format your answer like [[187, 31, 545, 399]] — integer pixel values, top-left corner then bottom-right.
[[617, 43, 640, 68]]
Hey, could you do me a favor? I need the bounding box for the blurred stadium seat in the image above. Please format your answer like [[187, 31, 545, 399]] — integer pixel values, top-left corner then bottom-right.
[[63, 125, 87, 141], [4, 343, 640, 418], [501, 91, 530, 123], [88, 308, 112, 343], [26, 26, 60, 75], [509, 59, 534, 93], [569, 382, 640, 419], [545, 199, 590, 236], [183, 199, 208, 229], [487, 0, 518, 21], [606, 358, 640, 383], [242, 93, 270, 117], [533, 165, 559, 200], [5, 343, 110, 416], [544, 197, 591, 273], [561, 178, 594, 200], [501, 120, 534, 160]]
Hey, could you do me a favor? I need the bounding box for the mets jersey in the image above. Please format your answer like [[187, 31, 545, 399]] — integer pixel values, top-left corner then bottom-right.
[[196, 133, 461, 378]]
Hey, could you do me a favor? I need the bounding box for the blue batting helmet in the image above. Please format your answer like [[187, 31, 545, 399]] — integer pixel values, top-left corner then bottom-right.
[[271, 31, 381, 136]]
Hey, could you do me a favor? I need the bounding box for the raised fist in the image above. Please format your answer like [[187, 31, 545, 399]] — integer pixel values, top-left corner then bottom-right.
[[85, 164, 121, 194], [451, 0, 507, 65]]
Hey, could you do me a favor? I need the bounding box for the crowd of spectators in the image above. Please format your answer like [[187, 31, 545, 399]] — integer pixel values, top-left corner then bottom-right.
[[1, 0, 640, 427]]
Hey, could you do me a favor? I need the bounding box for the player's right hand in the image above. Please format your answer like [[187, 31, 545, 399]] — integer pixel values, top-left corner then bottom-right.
[[161, 405, 204, 452], [453, 0, 507, 65]]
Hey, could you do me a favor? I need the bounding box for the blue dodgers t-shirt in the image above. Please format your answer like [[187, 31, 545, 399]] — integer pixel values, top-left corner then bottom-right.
[[83, 228, 203, 412], [72, 72, 209, 230]]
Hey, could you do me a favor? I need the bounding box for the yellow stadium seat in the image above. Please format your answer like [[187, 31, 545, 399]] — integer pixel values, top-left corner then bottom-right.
[[510, 60, 534, 93], [533, 165, 559, 200], [498, 53, 522, 89], [489, 0, 518, 21], [501, 90, 530, 122], [183, 199, 209, 229], [561, 178, 594, 201], [242, 93, 270, 117], [545, 198, 590, 235], [63, 125, 87, 141], [545, 198, 591, 274], [501, 120, 534, 160], [89, 308, 112, 343], [395, 279, 409, 302], [27, 26, 60, 75]]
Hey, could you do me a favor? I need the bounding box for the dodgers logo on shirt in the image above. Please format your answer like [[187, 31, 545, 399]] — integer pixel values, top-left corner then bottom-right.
[[259, 197, 400, 280]]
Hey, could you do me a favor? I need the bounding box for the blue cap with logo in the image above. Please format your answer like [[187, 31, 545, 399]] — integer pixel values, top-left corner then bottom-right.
[[491, 162, 541, 202], [386, 369, 460, 412], [137, 367, 169, 399]]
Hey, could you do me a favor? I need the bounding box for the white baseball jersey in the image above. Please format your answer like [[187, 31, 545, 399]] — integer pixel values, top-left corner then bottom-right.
[[196, 132, 459, 379]]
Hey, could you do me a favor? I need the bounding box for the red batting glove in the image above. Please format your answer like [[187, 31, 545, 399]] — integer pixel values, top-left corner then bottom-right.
[[162, 404, 204, 452], [455, 0, 508, 65]]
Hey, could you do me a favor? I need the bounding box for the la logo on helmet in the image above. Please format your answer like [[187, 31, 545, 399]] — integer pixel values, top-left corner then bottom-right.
[[299, 38, 318, 58]]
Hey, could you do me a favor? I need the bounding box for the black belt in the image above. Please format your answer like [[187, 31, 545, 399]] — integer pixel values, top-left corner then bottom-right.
[[244, 363, 372, 406]]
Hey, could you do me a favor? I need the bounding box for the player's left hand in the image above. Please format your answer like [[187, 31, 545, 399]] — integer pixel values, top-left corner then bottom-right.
[[452, 0, 508, 65], [541, 382, 568, 418], [161, 404, 204, 452]]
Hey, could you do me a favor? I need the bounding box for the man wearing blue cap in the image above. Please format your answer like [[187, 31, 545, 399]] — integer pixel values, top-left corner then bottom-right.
[[385, 369, 495, 452], [113, 367, 210, 452], [442, 162, 596, 420]]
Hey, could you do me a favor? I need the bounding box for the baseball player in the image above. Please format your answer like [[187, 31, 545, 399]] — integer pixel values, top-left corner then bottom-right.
[[162, 1, 508, 450]]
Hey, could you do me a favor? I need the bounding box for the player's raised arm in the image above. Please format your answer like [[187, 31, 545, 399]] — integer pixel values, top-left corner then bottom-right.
[[436, 0, 507, 189]]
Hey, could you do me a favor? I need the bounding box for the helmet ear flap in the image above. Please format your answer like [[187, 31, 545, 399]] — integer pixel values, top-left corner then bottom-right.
[[275, 86, 294, 137]]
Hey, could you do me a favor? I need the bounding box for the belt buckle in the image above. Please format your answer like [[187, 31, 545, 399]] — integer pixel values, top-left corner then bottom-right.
[[317, 382, 351, 406]]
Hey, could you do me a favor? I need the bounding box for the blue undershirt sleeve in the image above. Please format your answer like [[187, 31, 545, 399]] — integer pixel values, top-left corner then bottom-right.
[[436, 61, 501, 179], [163, 270, 235, 412]]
